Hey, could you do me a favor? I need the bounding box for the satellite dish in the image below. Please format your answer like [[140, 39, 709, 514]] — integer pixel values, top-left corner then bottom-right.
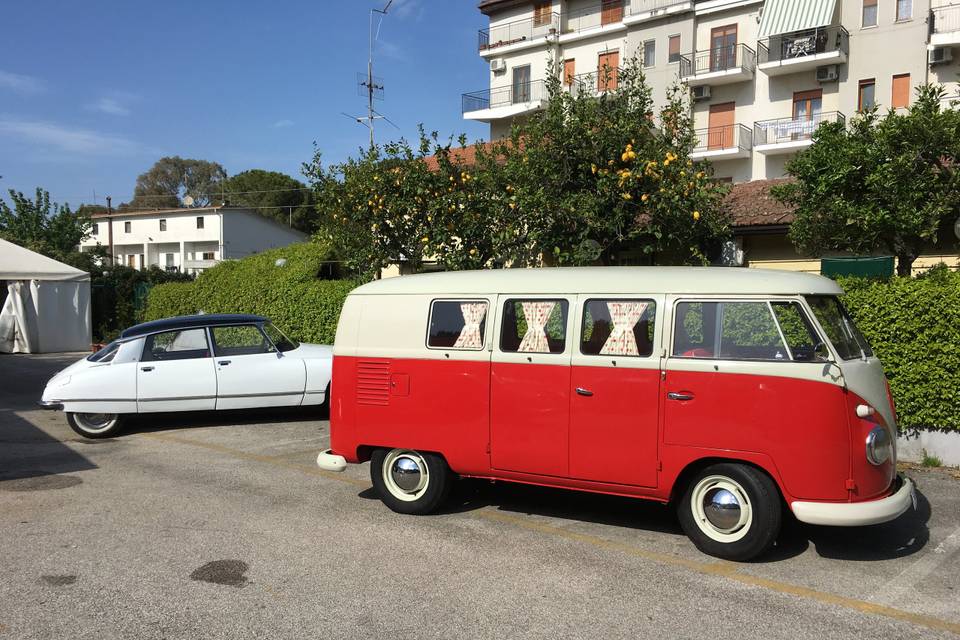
[[183, 195, 195, 207], [579, 239, 602, 261]]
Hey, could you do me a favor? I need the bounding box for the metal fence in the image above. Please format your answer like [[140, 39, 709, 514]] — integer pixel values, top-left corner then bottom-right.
[[479, 12, 560, 52], [679, 43, 756, 78], [753, 111, 845, 146], [692, 124, 752, 153], [757, 25, 849, 64], [462, 80, 546, 113], [931, 4, 960, 34]]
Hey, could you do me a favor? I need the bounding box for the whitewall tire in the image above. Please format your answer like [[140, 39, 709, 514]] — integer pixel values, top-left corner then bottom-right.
[[66, 412, 125, 439], [370, 448, 452, 515]]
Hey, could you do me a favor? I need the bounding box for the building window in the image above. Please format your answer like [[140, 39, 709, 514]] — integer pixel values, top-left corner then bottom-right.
[[896, 0, 912, 21], [862, 0, 878, 27], [668, 35, 681, 63], [196, 216, 205, 229], [643, 40, 656, 68], [600, 0, 624, 26], [858, 79, 876, 111], [159, 218, 167, 231], [124, 221, 131, 233], [92, 223, 98, 235], [202, 252, 215, 260], [533, 1, 552, 27], [892, 73, 910, 108], [563, 59, 576, 86]]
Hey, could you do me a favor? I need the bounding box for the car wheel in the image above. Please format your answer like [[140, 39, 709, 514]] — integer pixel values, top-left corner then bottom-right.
[[370, 448, 452, 515], [66, 412, 124, 439], [677, 463, 781, 561]]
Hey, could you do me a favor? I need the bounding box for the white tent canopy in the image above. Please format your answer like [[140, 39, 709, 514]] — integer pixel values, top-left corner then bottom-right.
[[0, 238, 91, 353]]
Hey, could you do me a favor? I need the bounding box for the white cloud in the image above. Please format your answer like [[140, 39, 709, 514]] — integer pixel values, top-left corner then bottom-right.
[[0, 70, 45, 96], [86, 91, 139, 117], [376, 39, 407, 61], [271, 119, 294, 128], [0, 117, 142, 156], [390, 0, 422, 20]]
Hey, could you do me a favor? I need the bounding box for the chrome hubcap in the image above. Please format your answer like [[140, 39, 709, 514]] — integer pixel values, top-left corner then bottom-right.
[[75, 413, 116, 432], [703, 488, 742, 531], [391, 455, 424, 493]]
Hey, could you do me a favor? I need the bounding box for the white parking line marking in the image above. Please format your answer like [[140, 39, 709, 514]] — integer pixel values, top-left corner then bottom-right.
[[869, 526, 960, 607]]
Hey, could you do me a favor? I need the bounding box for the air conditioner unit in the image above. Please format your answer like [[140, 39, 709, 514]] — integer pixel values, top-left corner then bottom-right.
[[490, 58, 507, 73], [929, 46, 953, 66], [816, 65, 838, 83], [691, 85, 711, 101]]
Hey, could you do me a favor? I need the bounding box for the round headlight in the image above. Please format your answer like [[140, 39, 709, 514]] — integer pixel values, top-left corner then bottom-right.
[[865, 426, 892, 466]]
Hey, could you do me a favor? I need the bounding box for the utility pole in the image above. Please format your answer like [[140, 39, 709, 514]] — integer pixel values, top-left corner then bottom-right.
[[106, 196, 114, 266], [345, 1, 394, 148]]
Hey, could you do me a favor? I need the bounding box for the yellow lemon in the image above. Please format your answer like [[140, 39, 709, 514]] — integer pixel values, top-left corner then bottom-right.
[[693, 210, 701, 221]]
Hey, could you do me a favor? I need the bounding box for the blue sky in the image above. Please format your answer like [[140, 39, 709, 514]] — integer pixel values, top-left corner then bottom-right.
[[0, 0, 489, 208]]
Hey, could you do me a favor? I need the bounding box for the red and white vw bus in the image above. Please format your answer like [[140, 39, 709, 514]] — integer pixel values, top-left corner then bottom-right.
[[317, 267, 915, 560]]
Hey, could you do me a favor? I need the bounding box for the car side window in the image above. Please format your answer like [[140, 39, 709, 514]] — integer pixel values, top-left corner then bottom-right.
[[427, 300, 488, 350], [581, 299, 656, 357], [673, 301, 789, 361], [210, 325, 275, 357], [142, 329, 210, 362], [500, 299, 568, 354]]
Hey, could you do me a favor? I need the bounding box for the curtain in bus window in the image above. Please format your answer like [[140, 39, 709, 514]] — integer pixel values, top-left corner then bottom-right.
[[518, 301, 556, 353], [600, 301, 648, 356], [453, 302, 487, 349]]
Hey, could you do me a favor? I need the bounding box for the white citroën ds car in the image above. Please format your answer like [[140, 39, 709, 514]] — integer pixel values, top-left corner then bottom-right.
[[40, 314, 332, 438]]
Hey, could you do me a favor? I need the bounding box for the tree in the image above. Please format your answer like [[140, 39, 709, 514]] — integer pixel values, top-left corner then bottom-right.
[[499, 58, 731, 266], [774, 84, 960, 276], [221, 169, 316, 233], [0, 188, 92, 263], [124, 156, 227, 210]]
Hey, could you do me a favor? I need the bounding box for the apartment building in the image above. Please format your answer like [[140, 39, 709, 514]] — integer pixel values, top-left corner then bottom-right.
[[79, 206, 306, 275], [464, 0, 960, 271]]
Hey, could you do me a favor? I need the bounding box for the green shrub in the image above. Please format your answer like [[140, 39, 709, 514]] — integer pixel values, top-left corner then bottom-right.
[[838, 265, 960, 433], [144, 242, 357, 344]]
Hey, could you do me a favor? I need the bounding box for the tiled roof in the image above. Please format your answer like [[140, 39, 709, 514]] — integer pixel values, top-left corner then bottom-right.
[[724, 178, 796, 228], [422, 142, 504, 171]]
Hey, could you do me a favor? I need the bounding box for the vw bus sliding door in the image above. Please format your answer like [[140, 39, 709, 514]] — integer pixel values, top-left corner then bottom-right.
[[490, 296, 573, 477]]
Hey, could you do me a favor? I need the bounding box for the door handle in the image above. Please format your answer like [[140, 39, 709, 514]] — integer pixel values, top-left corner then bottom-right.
[[575, 387, 593, 397], [140, 366, 154, 372], [667, 391, 694, 401], [218, 360, 231, 366]]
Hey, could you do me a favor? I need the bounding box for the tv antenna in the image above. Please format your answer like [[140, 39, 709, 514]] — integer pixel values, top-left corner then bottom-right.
[[344, 0, 395, 148]]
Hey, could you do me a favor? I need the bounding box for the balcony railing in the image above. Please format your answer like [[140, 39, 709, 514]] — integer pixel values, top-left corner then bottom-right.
[[692, 124, 752, 154], [679, 43, 756, 78], [462, 80, 546, 114], [931, 5, 960, 34], [628, 0, 692, 14], [565, 67, 624, 95], [479, 12, 560, 52], [757, 25, 849, 64], [753, 111, 845, 147]]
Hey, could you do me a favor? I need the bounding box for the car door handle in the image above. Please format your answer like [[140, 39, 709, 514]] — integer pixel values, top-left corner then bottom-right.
[[575, 387, 593, 397], [218, 360, 231, 366], [140, 366, 154, 372], [667, 391, 694, 401]]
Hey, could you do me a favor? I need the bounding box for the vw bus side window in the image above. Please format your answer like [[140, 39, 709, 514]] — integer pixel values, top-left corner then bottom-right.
[[500, 299, 568, 354], [427, 300, 488, 350], [673, 301, 789, 361], [805, 295, 873, 360], [581, 299, 656, 357], [770, 301, 830, 362]]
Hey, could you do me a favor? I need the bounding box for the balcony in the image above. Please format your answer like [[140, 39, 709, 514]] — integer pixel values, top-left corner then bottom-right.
[[757, 26, 849, 76], [625, 0, 693, 26], [560, 1, 628, 41], [565, 68, 624, 97], [462, 80, 547, 122], [478, 12, 559, 55], [931, 5, 960, 47], [679, 44, 756, 87], [753, 111, 845, 155], [690, 124, 752, 161]]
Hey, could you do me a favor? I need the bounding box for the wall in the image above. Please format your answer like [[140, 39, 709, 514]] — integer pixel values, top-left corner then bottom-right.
[[81, 210, 222, 251], [221, 211, 307, 260]]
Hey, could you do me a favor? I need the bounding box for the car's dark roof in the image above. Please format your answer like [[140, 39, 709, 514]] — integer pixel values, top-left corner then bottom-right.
[[120, 314, 267, 339]]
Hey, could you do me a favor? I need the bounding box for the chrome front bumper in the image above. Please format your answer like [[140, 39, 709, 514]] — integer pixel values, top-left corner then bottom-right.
[[316, 449, 347, 472], [791, 475, 916, 526], [37, 400, 64, 411]]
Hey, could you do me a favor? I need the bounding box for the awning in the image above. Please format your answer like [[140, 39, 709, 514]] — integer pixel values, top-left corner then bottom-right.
[[758, 0, 838, 38]]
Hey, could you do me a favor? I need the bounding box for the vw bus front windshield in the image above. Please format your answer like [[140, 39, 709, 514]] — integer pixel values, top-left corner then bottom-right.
[[805, 296, 873, 360]]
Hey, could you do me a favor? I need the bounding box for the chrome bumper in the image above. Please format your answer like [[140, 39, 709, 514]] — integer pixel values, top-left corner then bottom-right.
[[316, 449, 347, 472], [791, 475, 916, 526], [37, 400, 64, 411]]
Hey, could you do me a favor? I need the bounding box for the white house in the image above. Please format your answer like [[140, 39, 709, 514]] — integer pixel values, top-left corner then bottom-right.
[[80, 206, 307, 274]]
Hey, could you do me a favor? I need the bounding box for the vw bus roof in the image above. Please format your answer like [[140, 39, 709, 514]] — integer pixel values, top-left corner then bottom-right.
[[350, 267, 844, 296]]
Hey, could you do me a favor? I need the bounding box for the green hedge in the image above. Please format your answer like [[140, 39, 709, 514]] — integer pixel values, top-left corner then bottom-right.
[[839, 266, 960, 433], [144, 242, 357, 344]]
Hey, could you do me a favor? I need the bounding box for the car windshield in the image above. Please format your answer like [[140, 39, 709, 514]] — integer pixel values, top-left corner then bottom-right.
[[262, 322, 300, 352], [805, 296, 873, 360], [87, 340, 120, 363]]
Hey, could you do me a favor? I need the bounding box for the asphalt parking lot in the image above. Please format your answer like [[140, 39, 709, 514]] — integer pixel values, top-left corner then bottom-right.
[[2, 353, 959, 639]]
